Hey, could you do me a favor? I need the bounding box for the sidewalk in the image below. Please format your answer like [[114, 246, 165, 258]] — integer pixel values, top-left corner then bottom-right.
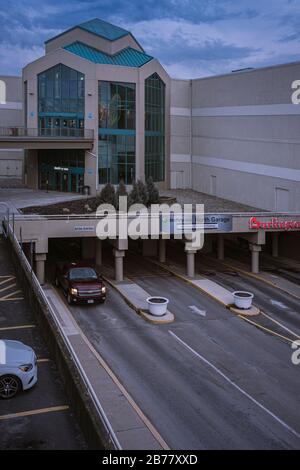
[[206, 254, 300, 300], [145, 258, 260, 317], [101, 265, 174, 324], [43, 285, 168, 450], [0, 188, 85, 214]]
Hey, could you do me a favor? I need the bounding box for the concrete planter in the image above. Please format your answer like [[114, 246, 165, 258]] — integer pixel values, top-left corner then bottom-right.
[[233, 291, 254, 310], [146, 297, 169, 316]]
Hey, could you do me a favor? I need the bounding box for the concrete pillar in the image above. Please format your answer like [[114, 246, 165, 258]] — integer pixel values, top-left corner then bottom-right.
[[81, 238, 96, 260], [35, 253, 46, 285], [95, 239, 102, 267], [114, 249, 125, 282], [158, 239, 166, 263], [217, 235, 224, 261], [272, 233, 279, 258], [249, 244, 262, 274], [186, 251, 196, 278]]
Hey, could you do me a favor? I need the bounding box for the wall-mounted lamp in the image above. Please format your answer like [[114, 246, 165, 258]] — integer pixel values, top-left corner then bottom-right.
[[29, 92, 34, 95], [88, 92, 92, 96]]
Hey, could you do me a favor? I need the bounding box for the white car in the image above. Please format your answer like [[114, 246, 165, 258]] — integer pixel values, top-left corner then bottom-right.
[[0, 340, 37, 399]]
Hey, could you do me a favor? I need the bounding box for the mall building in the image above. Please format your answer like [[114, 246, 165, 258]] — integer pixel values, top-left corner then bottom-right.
[[0, 18, 300, 212]]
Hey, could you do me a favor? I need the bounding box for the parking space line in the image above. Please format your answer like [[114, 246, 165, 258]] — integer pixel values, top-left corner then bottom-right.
[[169, 330, 300, 441], [0, 275, 15, 279], [0, 290, 23, 300], [0, 324, 36, 331], [0, 297, 24, 302], [0, 276, 15, 287], [37, 358, 51, 363], [0, 405, 69, 421], [0, 283, 16, 294]]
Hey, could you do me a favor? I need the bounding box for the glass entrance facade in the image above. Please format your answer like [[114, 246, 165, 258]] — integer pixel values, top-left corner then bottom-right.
[[98, 81, 136, 184], [38, 64, 85, 136], [38, 150, 85, 193], [145, 73, 165, 182]]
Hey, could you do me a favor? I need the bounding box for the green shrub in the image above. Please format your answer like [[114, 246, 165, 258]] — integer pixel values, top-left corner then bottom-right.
[[115, 180, 128, 210], [99, 183, 115, 206], [146, 176, 160, 204]]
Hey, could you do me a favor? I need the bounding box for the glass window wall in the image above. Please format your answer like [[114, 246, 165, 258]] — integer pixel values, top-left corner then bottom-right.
[[145, 73, 165, 182]]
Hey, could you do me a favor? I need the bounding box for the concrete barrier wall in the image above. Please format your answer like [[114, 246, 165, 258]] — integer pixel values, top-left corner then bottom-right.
[[5, 235, 114, 449]]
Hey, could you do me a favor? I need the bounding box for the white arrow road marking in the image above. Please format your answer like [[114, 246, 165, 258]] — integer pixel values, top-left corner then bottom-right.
[[189, 305, 206, 317], [270, 300, 289, 310]]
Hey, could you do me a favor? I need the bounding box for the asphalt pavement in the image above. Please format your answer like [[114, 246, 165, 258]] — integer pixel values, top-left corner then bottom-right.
[[61, 249, 300, 449]]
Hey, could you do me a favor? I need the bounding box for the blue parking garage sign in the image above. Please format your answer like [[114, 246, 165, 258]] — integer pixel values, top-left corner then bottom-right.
[[161, 213, 232, 234]]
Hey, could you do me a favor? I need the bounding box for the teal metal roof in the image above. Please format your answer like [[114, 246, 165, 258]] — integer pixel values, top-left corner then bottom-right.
[[78, 18, 129, 41], [45, 18, 137, 45], [64, 42, 153, 68]]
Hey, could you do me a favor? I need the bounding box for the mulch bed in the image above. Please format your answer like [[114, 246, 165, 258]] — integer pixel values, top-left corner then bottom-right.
[[20, 196, 177, 215], [21, 197, 102, 215]]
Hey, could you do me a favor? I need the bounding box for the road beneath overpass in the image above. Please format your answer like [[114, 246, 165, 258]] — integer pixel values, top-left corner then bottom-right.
[[48, 243, 300, 449]]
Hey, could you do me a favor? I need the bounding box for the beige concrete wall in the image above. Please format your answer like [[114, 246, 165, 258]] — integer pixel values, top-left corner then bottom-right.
[[26, 149, 38, 188], [0, 76, 24, 179], [191, 62, 300, 107], [190, 62, 300, 211], [23, 42, 170, 193], [170, 79, 191, 188]]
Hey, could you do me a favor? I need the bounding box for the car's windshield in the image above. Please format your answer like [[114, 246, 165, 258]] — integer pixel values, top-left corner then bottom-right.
[[69, 267, 98, 281]]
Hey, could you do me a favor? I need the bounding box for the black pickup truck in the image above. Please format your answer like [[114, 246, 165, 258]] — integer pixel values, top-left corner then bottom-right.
[[55, 262, 106, 305]]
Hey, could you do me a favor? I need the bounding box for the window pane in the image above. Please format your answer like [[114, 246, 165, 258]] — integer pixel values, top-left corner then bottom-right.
[[144, 73, 165, 182]]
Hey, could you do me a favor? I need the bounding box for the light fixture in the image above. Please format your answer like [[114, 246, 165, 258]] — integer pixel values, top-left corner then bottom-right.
[[88, 92, 92, 96], [29, 92, 34, 95]]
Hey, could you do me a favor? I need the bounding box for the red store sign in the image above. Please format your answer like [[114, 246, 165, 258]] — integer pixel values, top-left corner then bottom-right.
[[249, 217, 300, 231]]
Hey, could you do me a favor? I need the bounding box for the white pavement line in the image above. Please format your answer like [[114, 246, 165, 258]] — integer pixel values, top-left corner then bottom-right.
[[189, 306, 206, 317], [0, 282, 16, 294], [1, 289, 22, 300], [169, 330, 300, 441], [260, 311, 300, 340], [0, 276, 15, 287]]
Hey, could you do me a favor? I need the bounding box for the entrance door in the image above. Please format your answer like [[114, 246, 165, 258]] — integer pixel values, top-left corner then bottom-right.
[[54, 171, 69, 191], [40, 169, 51, 190], [55, 171, 62, 191], [62, 172, 69, 192]]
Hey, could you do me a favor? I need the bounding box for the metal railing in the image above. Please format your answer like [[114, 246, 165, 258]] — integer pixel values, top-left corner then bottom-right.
[[0, 127, 94, 139], [2, 215, 121, 450]]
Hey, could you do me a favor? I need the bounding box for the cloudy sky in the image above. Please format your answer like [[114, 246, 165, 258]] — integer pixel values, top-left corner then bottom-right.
[[0, 0, 300, 78]]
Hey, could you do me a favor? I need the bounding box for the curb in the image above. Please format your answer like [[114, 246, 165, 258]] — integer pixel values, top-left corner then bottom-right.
[[229, 305, 260, 316], [145, 257, 261, 316], [102, 275, 175, 325], [140, 309, 174, 325], [207, 257, 300, 302]]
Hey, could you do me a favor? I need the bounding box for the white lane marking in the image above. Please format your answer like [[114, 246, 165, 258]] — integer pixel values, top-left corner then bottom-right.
[[169, 330, 300, 441], [261, 311, 300, 340], [189, 305, 206, 317], [270, 300, 289, 310]]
